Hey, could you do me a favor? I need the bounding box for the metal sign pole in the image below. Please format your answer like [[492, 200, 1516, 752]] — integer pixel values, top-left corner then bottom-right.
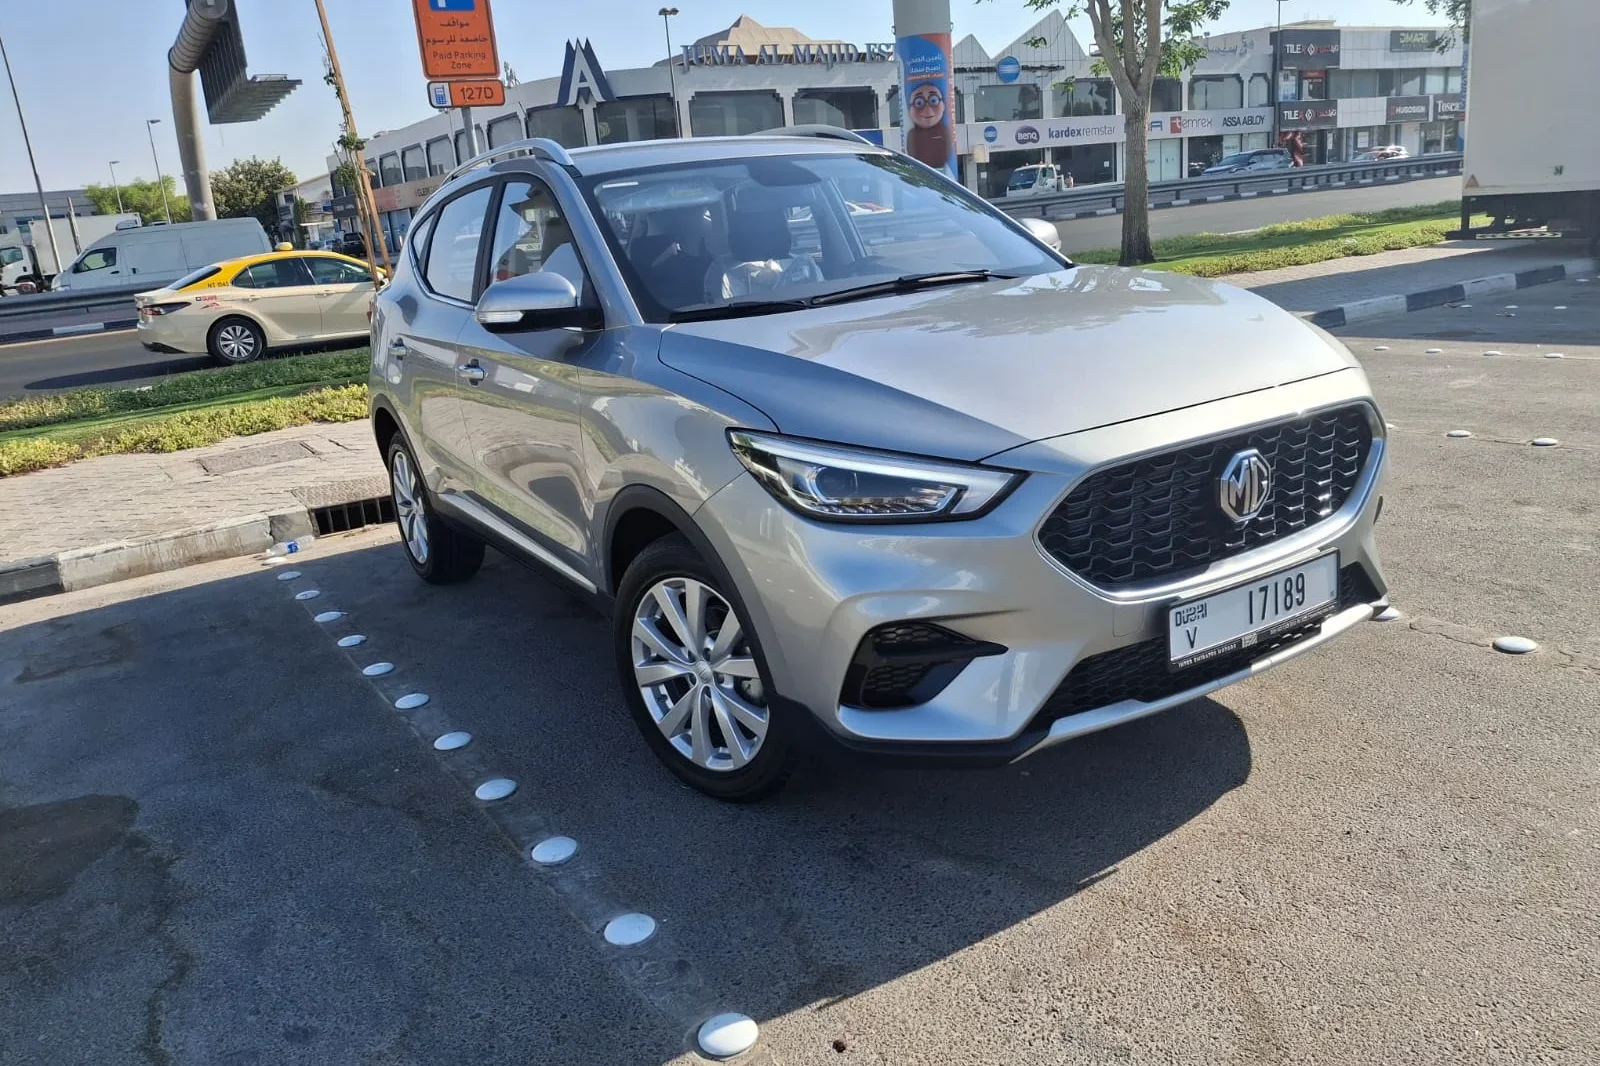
[[461, 106, 478, 158]]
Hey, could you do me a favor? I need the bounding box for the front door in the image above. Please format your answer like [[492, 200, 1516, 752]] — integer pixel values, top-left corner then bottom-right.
[[455, 178, 596, 576], [232, 258, 322, 338], [304, 255, 375, 338]]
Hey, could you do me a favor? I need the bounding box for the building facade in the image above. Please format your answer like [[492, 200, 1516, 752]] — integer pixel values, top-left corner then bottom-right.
[[328, 14, 1460, 250], [0, 189, 100, 239]]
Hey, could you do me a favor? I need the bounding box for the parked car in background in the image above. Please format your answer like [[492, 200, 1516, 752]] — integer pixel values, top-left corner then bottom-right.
[[1004, 164, 1065, 197], [369, 131, 1390, 800], [1354, 146, 1410, 162], [1202, 148, 1294, 175], [333, 232, 368, 259], [53, 218, 271, 293], [136, 250, 377, 364]]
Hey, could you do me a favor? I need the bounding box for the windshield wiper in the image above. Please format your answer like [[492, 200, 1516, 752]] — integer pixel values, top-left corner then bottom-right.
[[667, 298, 811, 323], [804, 271, 1011, 308]]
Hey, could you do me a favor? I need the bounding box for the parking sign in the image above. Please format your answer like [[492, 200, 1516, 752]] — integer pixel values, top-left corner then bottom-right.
[[413, 0, 499, 81]]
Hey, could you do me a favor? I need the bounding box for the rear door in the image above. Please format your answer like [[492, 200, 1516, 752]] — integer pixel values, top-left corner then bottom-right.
[[231, 259, 321, 339], [304, 256, 374, 337]]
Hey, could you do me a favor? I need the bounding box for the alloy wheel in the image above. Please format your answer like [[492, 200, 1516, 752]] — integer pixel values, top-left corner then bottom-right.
[[217, 323, 258, 361], [631, 577, 768, 772], [390, 448, 429, 565]]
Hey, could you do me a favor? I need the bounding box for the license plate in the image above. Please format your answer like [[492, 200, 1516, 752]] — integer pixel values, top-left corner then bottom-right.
[[1168, 554, 1339, 669]]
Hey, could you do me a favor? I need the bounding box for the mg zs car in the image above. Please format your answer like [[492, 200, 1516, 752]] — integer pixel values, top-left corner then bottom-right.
[[368, 130, 1388, 800]]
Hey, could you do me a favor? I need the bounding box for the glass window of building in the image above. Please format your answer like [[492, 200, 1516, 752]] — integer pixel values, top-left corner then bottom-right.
[[793, 89, 878, 130], [1330, 69, 1380, 98], [364, 158, 379, 187], [1445, 68, 1461, 93], [1152, 78, 1182, 112], [1055, 78, 1114, 116], [595, 96, 677, 143], [379, 153, 403, 188], [887, 85, 901, 127], [401, 145, 426, 182], [526, 105, 587, 148], [1424, 68, 1448, 94], [1247, 74, 1270, 107], [688, 91, 783, 136], [973, 83, 1041, 122], [486, 113, 523, 149], [1398, 68, 1423, 96], [425, 137, 455, 176], [1189, 75, 1242, 110]]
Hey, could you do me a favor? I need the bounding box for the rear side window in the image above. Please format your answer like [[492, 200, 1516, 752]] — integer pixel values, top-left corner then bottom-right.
[[424, 185, 493, 302], [236, 259, 314, 289], [172, 265, 222, 289]]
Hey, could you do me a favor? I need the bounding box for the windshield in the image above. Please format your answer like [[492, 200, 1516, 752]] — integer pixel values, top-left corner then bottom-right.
[[170, 264, 223, 290], [582, 151, 1065, 321], [1007, 167, 1042, 188], [1213, 153, 1252, 168], [0, 247, 23, 266]]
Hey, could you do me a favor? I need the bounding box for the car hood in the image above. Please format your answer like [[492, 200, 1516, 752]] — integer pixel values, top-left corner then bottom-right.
[[659, 266, 1358, 462]]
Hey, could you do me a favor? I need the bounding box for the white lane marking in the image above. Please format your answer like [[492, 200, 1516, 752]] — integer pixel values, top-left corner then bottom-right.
[[603, 913, 657, 946]]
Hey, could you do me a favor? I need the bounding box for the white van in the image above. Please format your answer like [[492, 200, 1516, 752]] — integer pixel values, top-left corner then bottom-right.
[[52, 218, 272, 293], [1004, 164, 1066, 198]]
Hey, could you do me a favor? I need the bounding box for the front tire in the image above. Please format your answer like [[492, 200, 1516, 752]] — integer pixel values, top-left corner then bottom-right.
[[208, 316, 266, 365], [387, 436, 484, 584], [614, 536, 795, 801]]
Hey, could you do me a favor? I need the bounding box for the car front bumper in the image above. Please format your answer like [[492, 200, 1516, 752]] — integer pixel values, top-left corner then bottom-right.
[[694, 369, 1388, 761]]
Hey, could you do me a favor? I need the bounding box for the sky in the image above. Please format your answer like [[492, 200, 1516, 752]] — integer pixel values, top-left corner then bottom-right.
[[0, 0, 1448, 195]]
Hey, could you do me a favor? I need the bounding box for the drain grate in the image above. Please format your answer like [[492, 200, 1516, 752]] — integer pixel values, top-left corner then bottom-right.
[[310, 496, 394, 536]]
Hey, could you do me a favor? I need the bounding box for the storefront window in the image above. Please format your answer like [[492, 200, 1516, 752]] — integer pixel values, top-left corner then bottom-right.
[[527, 106, 587, 148], [1301, 71, 1327, 100], [596, 96, 678, 143], [1420, 119, 1459, 155], [425, 137, 455, 176], [1329, 69, 1380, 98], [688, 91, 783, 136], [1055, 78, 1114, 116], [1398, 69, 1423, 96], [453, 128, 485, 163], [487, 114, 523, 149], [379, 154, 403, 188], [1152, 78, 1182, 112], [1247, 74, 1270, 107], [794, 89, 878, 130], [973, 83, 1042, 122], [1051, 143, 1116, 186], [401, 146, 427, 182], [1189, 75, 1242, 110]]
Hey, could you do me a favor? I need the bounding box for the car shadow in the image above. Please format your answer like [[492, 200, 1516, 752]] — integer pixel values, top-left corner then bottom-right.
[[0, 539, 1253, 1064], [25, 355, 215, 391]]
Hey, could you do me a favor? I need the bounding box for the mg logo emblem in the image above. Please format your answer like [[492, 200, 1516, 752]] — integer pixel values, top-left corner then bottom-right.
[[1218, 449, 1272, 522]]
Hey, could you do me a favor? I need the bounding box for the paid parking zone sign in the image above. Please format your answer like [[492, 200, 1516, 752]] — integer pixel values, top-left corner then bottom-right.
[[413, 0, 500, 81]]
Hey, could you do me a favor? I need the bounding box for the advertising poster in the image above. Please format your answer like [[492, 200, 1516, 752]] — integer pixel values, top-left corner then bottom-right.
[[897, 32, 957, 179]]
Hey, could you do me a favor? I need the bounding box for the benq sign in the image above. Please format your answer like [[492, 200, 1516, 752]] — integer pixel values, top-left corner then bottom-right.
[[1014, 125, 1040, 145]]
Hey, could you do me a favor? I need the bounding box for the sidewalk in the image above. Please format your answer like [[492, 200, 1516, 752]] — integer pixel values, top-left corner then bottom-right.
[[1226, 240, 1590, 315]]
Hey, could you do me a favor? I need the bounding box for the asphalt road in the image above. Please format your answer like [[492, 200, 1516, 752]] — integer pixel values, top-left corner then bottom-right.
[[2, 280, 1596, 1065], [1054, 175, 1462, 254]]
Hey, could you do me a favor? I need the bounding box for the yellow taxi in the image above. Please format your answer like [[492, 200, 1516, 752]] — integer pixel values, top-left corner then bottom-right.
[[136, 248, 380, 365]]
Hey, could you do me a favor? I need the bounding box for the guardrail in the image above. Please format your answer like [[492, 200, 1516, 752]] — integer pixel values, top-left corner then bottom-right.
[[0, 282, 152, 321], [995, 153, 1464, 221]]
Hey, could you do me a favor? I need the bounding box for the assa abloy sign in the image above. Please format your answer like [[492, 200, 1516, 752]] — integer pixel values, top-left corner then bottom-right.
[[1277, 102, 1338, 130], [1276, 28, 1341, 68], [1386, 96, 1432, 122]]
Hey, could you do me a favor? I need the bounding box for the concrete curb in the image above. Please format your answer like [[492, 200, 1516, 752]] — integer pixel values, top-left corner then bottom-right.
[[0, 506, 321, 607], [1308, 257, 1598, 328], [0, 317, 138, 346]]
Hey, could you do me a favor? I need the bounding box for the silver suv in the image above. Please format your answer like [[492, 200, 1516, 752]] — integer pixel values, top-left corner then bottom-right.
[[369, 131, 1388, 800]]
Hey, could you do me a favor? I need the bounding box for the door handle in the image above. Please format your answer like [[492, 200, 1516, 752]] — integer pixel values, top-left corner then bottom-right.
[[388, 338, 410, 360], [456, 360, 486, 384]]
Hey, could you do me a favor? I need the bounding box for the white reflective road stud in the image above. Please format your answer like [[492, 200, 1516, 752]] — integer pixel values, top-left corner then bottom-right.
[[1532, 438, 1560, 447], [362, 662, 395, 676], [337, 635, 367, 648], [531, 836, 579, 865], [314, 611, 345, 623], [276, 571, 302, 581], [433, 731, 472, 751], [603, 913, 657, 946], [1493, 636, 1538, 654], [1483, 350, 1502, 357], [1545, 352, 1565, 359], [1372, 345, 1389, 351], [474, 778, 517, 801], [295, 590, 322, 601], [394, 693, 430, 710], [697, 1014, 759, 1059], [1425, 348, 1442, 354], [1447, 430, 1473, 438]]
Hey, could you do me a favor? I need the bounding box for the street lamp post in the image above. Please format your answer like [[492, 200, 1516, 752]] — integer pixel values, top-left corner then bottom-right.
[[0, 24, 63, 280], [146, 118, 173, 223], [658, 7, 681, 137], [108, 161, 125, 214]]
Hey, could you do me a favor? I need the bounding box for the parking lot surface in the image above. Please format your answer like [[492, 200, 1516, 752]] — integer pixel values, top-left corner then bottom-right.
[[2, 281, 1596, 1065]]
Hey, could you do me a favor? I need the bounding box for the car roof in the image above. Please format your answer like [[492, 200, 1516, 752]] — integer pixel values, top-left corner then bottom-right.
[[214, 249, 367, 273], [560, 135, 888, 176]]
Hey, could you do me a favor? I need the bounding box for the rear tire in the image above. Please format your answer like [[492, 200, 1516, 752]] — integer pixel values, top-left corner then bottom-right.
[[614, 535, 796, 801], [387, 436, 484, 584], [208, 316, 266, 365]]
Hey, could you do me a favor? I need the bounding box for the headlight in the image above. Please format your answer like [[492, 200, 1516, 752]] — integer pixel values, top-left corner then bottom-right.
[[728, 430, 1022, 522]]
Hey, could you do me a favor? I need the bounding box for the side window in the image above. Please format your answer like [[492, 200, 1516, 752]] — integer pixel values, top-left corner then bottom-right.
[[487, 180, 590, 299], [240, 259, 314, 289], [407, 212, 435, 269], [423, 185, 493, 302], [306, 257, 371, 285], [74, 248, 116, 273]]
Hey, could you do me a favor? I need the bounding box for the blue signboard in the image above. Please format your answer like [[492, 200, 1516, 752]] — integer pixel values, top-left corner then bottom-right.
[[430, 0, 477, 11], [995, 56, 1021, 83]]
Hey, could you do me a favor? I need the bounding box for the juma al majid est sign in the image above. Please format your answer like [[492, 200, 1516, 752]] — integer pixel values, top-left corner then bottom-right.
[[898, 32, 957, 179]]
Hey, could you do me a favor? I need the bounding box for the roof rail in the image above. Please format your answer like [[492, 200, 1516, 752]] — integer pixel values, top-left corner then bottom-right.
[[750, 125, 876, 146], [443, 137, 575, 183]]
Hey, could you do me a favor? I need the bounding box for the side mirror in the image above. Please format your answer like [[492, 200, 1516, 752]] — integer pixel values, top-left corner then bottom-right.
[[1020, 217, 1062, 253], [475, 271, 583, 329]]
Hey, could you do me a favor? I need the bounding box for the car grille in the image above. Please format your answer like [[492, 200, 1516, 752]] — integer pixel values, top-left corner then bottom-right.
[[1033, 563, 1381, 726], [1038, 405, 1375, 589]]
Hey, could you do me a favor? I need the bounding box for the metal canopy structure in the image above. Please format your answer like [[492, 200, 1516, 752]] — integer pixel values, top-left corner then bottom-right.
[[171, 0, 301, 124]]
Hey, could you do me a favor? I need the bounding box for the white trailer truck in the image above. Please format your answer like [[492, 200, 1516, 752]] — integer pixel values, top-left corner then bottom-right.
[[0, 213, 142, 292], [1458, 0, 1600, 250]]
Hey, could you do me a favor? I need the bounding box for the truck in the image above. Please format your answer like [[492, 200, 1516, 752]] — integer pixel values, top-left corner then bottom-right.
[[1457, 0, 1600, 251], [0, 212, 142, 293]]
